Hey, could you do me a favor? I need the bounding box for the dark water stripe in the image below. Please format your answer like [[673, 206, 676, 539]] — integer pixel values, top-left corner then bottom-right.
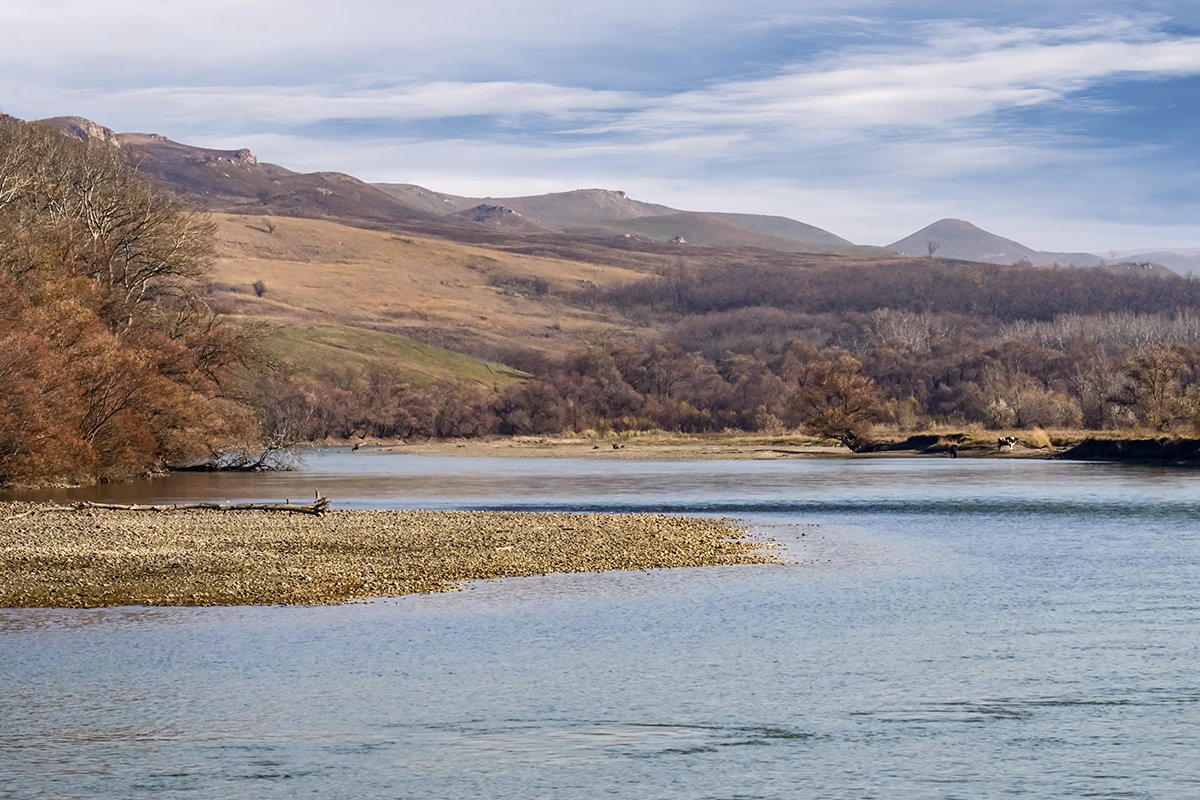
[[436, 498, 1200, 518]]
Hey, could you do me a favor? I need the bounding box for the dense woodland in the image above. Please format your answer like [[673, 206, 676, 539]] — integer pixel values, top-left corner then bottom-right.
[[5, 113, 1200, 485], [259, 263, 1200, 447], [260, 327, 1200, 449]]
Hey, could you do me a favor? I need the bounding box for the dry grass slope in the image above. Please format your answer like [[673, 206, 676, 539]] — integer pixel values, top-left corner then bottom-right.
[[208, 213, 658, 357]]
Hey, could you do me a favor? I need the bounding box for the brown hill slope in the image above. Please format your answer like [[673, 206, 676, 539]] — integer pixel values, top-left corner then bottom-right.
[[115, 132, 436, 226], [207, 213, 659, 357]]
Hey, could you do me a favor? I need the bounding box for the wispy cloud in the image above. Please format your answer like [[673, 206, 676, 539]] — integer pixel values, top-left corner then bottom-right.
[[602, 18, 1200, 140], [83, 83, 642, 128]]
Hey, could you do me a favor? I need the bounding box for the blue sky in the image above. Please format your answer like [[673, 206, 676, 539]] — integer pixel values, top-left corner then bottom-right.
[[2, 1, 1198, 251]]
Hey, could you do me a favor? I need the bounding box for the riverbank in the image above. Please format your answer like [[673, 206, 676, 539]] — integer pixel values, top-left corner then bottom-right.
[[0, 504, 775, 608], [373, 430, 1065, 460]]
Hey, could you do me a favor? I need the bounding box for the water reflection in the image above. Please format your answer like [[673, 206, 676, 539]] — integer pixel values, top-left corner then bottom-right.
[[2, 449, 1192, 514]]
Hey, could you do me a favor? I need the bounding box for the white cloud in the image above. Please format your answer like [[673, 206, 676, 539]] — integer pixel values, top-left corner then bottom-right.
[[601, 19, 1200, 143]]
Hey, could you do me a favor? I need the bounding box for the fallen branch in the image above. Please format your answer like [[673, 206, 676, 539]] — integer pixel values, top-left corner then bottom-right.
[[67, 496, 330, 516]]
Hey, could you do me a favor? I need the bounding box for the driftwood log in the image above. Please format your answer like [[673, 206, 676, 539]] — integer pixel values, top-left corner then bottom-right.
[[65, 495, 330, 516]]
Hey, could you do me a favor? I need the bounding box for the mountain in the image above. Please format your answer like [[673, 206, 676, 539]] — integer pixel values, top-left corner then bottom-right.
[[374, 185, 678, 228], [1099, 248, 1200, 276], [109, 122, 867, 253], [373, 184, 873, 253], [887, 218, 1100, 267], [563, 211, 867, 253], [886, 218, 1181, 275], [40, 117, 438, 227]]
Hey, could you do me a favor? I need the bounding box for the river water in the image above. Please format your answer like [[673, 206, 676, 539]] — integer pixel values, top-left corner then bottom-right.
[[2, 452, 1199, 798]]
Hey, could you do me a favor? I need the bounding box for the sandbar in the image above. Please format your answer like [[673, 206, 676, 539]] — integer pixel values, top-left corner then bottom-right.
[[0, 504, 774, 608]]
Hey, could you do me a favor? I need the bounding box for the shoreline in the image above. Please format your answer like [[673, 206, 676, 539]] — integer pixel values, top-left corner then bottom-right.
[[364, 432, 1200, 464], [0, 504, 775, 609], [367, 432, 1060, 461]]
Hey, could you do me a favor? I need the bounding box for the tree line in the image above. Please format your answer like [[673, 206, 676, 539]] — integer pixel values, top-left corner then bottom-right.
[[255, 329, 1200, 449]]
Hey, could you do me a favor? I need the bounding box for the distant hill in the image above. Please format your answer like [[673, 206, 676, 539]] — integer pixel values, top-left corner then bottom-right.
[[887, 218, 1176, 275], [40, 117, 438, 227], [373, 185, 874, 253], [1100, 248, 1200, 276], [707, 212, 855, 247], [887, 218, 1099, 267], [563, 212, 879, 255], [368, 183, 477, 216]]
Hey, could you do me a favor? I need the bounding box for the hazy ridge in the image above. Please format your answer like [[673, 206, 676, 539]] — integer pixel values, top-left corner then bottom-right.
[[39, 114, 1195, 271]]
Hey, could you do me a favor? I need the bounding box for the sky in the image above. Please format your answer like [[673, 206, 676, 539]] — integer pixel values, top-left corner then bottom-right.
[[2, 1, 1198, 251]]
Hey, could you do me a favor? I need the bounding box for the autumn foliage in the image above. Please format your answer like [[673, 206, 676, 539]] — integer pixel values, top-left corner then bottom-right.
[[0, 116, 255, 485]]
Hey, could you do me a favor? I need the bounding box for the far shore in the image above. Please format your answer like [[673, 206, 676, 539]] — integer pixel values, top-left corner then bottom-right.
[[0, 504, 775, 609], [365, 431, 1064, 461], [358, 430, 1200, 464]]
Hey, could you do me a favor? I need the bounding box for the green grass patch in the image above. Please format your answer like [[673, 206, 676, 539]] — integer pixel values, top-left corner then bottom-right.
[[257, 324, 529, 388]]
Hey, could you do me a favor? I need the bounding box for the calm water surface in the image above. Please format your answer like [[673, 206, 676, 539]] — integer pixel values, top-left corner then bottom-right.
[[2, 453, 1199, 798]]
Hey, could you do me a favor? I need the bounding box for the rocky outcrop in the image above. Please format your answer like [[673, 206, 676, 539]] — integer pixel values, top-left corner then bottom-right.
[[37, 115, 121, 146]]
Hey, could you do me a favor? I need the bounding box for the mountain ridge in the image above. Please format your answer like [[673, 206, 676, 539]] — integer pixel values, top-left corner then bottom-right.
[[29, 114, 1197, 271]]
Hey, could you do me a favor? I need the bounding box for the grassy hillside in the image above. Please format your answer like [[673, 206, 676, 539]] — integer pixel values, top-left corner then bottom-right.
[[207, 212, 661, 360], [253, 324, 528, 388]]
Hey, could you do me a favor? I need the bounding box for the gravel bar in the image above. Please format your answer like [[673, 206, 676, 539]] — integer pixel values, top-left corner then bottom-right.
[[0, 504, 775, 607]]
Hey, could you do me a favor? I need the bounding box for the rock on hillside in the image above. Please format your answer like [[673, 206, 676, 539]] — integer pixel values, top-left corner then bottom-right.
[[451, 204, 551, 233], [40, 115, 122, 146]]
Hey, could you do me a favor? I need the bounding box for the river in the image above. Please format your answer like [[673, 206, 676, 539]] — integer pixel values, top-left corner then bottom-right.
[[2, 451, 1198, 798]]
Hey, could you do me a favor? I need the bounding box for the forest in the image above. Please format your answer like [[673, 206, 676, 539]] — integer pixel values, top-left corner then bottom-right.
[[259, 324, 1200, 450], [5, 112, 1200, 485], [253, 243, 1200, 449]]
